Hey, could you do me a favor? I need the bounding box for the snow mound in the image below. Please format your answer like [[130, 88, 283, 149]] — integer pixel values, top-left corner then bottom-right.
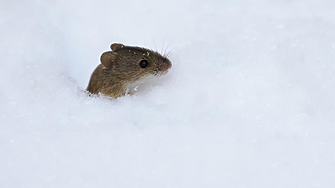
[[1, 0, 335, 187]]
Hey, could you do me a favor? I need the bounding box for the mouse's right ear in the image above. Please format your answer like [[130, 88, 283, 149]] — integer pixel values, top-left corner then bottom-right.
[[100, 51, 117, 68]]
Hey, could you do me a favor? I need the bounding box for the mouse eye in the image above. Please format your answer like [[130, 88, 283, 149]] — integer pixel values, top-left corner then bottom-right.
[[139, 60, 148, 68]]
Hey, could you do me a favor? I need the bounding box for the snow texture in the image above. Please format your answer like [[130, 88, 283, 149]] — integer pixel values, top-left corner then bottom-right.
[[1, 0, 335, 187]]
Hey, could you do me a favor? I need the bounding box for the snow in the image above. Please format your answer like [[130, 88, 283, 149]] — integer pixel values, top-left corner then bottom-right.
[[1, 0, 335, 187]]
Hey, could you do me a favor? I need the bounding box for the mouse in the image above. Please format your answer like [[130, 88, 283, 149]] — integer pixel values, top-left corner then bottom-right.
[[86, 43, 172, 98]]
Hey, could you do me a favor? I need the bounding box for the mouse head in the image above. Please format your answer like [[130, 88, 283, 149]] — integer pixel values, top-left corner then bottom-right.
[[100, 43, 172, 83]]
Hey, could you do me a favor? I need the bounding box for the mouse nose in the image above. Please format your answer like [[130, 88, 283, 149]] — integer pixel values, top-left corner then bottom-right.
[[163, 60, 172, 71], [167, 61, 172, 70]]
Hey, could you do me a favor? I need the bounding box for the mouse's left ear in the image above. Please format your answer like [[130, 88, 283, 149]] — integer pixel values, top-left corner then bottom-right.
[[110, 43, 124, 51], [100, 51, 117, 69]]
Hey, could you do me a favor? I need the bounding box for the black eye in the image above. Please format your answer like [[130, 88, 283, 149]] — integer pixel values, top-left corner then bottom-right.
[[139, 60, 148, 68]]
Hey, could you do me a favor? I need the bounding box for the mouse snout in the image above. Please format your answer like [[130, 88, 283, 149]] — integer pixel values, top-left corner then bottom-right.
[[159, 60, 172, 72]]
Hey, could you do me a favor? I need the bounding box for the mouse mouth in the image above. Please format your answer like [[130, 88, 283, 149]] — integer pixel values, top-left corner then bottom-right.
[[154, 66, 171, 76], [153, 70, 169, 76]]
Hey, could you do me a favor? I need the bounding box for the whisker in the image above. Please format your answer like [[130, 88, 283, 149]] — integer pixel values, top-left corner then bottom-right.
[[166, 50, 172, 58], [161, 31, 168, 55], [152, 37, 158, 52], [164, 39, 173, 57]]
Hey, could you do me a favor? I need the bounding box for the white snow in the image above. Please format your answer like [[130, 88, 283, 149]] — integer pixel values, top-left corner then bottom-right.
[[1, 0, 335, 187]]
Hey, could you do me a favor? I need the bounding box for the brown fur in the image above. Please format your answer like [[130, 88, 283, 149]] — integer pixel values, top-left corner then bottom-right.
[[86, 43, 172, 98]]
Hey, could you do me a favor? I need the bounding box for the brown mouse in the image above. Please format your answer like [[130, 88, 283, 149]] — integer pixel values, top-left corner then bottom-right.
[[86, 43, 172, 98]]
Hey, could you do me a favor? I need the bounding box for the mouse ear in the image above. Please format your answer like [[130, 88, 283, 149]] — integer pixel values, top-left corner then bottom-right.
[[100, 51, 117, 68], [110, 43, 124, 51]]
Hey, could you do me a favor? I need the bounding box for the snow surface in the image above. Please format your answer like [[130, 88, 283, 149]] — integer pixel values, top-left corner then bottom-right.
[[1, 0, 335, 187]]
